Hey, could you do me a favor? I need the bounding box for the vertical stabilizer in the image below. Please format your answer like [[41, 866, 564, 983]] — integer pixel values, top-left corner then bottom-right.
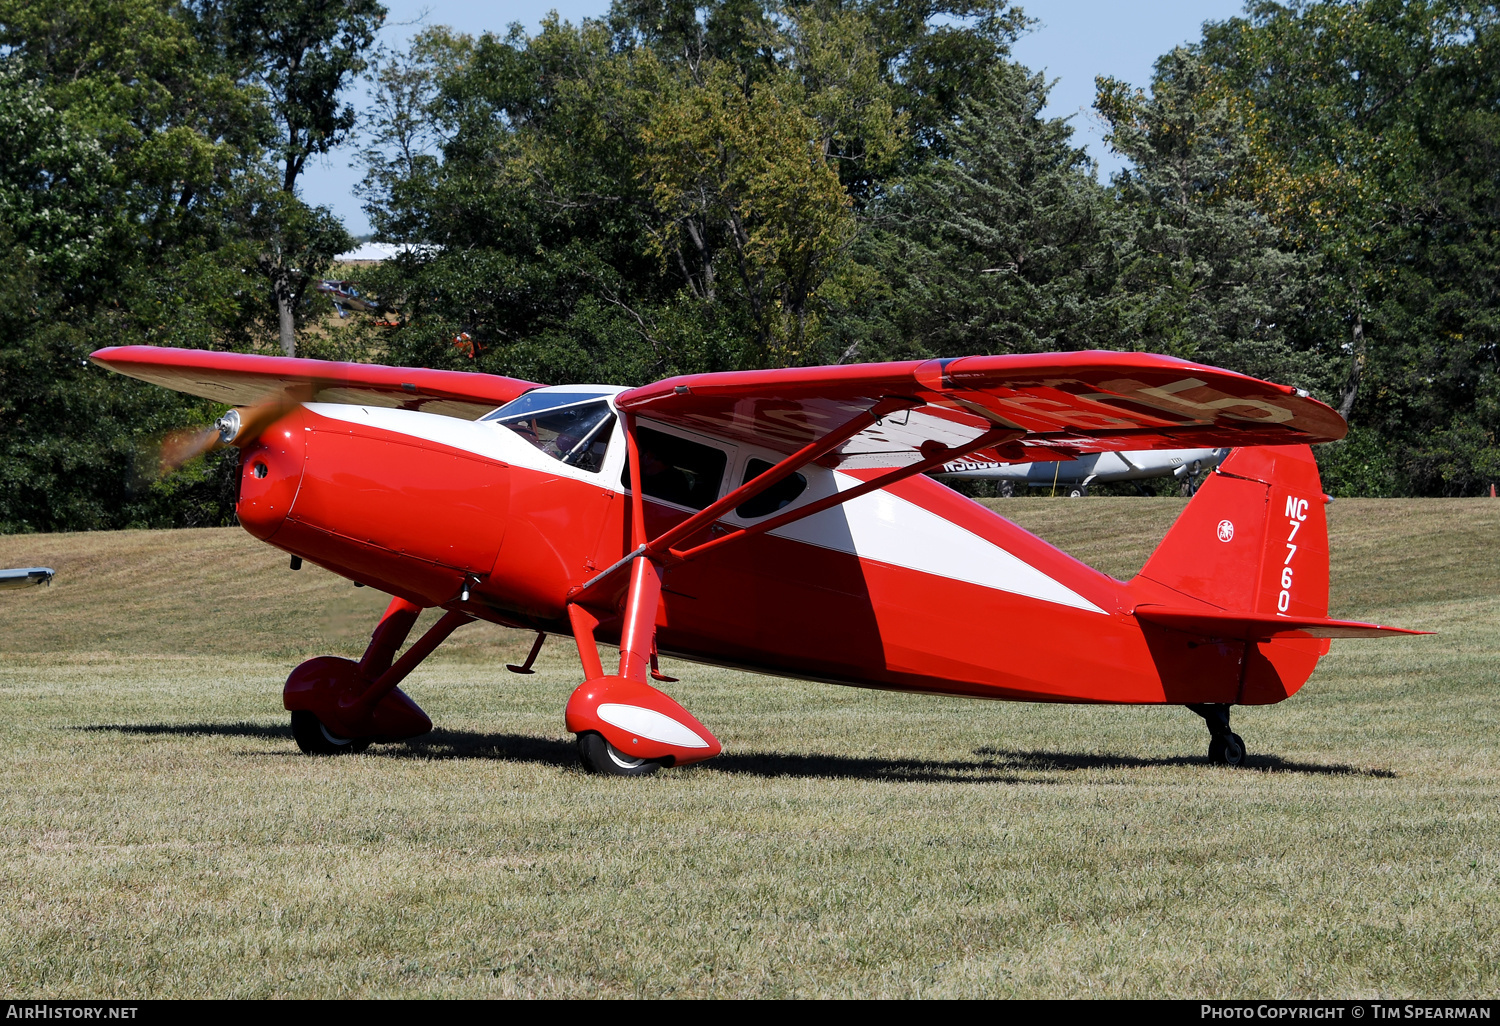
[[1132, 445, 1332, 705], [1135, 445, 1330, 617]]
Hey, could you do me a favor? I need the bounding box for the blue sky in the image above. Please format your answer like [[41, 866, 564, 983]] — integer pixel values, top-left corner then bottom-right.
[[303, 0, 1247, 236]]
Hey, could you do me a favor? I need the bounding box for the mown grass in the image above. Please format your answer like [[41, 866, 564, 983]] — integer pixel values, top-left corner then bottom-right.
[[0, 498, 1496, 998]]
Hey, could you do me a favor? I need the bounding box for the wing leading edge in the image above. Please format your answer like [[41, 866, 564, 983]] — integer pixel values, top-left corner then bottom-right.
[[90, 346, 542, 421]]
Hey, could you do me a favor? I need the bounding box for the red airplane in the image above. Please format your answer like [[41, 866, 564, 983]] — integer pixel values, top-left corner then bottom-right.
[[92, 346, 1421, 773]]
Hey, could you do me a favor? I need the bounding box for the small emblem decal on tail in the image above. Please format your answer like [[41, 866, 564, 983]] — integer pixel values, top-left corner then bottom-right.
[[1217, 519, 1235, 542]]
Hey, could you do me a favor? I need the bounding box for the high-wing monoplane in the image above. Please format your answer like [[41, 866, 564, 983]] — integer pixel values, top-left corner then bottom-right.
[[91, 346, 1422, 772]]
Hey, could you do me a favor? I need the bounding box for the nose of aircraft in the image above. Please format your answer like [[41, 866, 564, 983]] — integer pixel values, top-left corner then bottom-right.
[[236, 407, 307, 542]]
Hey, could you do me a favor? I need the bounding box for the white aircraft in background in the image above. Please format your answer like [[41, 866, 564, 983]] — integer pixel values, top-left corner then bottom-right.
[[936, 448, 1228, 497], [0, 568, 54, 590]]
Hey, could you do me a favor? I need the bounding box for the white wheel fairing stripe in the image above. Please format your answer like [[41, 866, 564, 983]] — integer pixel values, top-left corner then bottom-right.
[[597, 704, 709, 748], [305, 403, 1106, 614]]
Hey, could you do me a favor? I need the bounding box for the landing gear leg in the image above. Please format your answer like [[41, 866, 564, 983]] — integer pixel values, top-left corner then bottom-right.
[[1187, 703, 1246, 767], [563, 421, 722, 775]]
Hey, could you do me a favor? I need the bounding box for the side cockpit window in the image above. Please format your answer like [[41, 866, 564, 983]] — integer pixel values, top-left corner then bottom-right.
[[489, 397, 615, 473], [623, 427, 727, 511], [735, 459, 807, 519]]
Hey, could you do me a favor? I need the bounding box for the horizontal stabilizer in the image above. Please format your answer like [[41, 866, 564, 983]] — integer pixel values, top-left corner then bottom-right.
[[1134, 605, 1430, 640]]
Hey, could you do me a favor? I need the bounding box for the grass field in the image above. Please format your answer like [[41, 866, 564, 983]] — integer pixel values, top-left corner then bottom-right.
[[0, 498, 1496, 998]]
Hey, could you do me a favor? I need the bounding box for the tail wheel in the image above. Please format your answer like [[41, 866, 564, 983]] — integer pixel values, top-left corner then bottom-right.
[[291, 710, 370, 755], [1208, 732, 1246, 767], [577, 731, 663, 777]]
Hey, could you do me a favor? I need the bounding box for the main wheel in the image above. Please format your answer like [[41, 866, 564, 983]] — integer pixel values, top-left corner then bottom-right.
[[577, 731, 662, 777], [291, 710, 370, 755], [1208, 731, 1246, 767], [999, 481, 1015, 498]]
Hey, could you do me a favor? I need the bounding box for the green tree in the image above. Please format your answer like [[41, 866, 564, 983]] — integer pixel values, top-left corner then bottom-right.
[[1094, 48, 1327, 385], [198, 0, 384, 354], [356, 0, 1032, 383], [0, 0, 272, 531], [827, 64, 1111, 363], [1194, 0, 1500, 494], [641, 63, 860, 363]]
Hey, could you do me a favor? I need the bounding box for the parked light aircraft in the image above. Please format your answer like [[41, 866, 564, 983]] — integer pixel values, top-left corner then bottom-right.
[[91, 346, 1423, 773], [938, 447, 1227, 497]]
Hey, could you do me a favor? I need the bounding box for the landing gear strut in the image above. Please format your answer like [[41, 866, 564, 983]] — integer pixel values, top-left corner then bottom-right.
[[1187, 703, 1246, 767]]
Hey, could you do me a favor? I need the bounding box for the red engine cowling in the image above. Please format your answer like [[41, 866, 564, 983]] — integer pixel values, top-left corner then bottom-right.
[[237, 407, 307, 543], [242, 406, 511, 607]]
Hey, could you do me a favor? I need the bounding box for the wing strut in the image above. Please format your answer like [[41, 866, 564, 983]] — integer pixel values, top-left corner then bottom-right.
[[639, 395, 922, 557], [571, 408, 1021, 602], [662, 422, 1023, 564]]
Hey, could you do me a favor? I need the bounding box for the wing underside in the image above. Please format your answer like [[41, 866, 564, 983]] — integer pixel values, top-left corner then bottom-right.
[[92, 347, 1347, 465]]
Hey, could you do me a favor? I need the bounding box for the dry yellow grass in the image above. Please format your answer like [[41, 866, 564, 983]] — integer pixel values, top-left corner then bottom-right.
[[0, 498, 1496, 998]]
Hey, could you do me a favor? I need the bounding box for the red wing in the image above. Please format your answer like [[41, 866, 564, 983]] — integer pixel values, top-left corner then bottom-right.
[[614, 351, 1347, 467], [90, 346, 541, 420]]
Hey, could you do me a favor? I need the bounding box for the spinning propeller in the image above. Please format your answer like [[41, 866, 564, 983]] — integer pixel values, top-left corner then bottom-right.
[[157, 392, 303, 475]]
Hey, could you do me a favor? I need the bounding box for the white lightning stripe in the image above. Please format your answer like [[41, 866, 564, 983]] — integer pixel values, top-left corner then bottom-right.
[[766, 474, 1108, 615]]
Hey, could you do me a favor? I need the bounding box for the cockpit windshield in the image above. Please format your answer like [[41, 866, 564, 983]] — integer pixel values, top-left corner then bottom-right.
[[481, 390, 613, 422], [489, 398, 615, 473]]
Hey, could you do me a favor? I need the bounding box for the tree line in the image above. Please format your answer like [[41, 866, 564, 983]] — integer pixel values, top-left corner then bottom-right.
[[2, 0, 1497, 532]]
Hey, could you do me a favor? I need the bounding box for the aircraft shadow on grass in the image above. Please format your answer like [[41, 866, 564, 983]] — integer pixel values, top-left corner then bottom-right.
[[74, 723, 1396, 781], [971, 746, 1396, 778]]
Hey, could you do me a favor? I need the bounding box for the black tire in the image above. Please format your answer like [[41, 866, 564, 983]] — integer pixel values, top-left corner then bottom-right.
[[1068, 487, 1084, 498], [999, 481, 1015, 498], [291, 710, 370, 756], [577, 731, 662, 777], [1208, 732, 1246, 767]]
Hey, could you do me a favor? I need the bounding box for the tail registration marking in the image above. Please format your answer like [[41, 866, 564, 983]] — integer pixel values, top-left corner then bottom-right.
[[1278, 495, 1309, 614]]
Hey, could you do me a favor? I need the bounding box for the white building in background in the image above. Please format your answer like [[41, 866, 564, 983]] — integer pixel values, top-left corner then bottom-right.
[[334, 242, 439, 262]]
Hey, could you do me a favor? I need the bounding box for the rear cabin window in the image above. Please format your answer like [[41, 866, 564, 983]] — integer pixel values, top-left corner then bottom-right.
[[736, 459, 808, 519], [623, 427, 727, 511], [491, 399, 615, 473]]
